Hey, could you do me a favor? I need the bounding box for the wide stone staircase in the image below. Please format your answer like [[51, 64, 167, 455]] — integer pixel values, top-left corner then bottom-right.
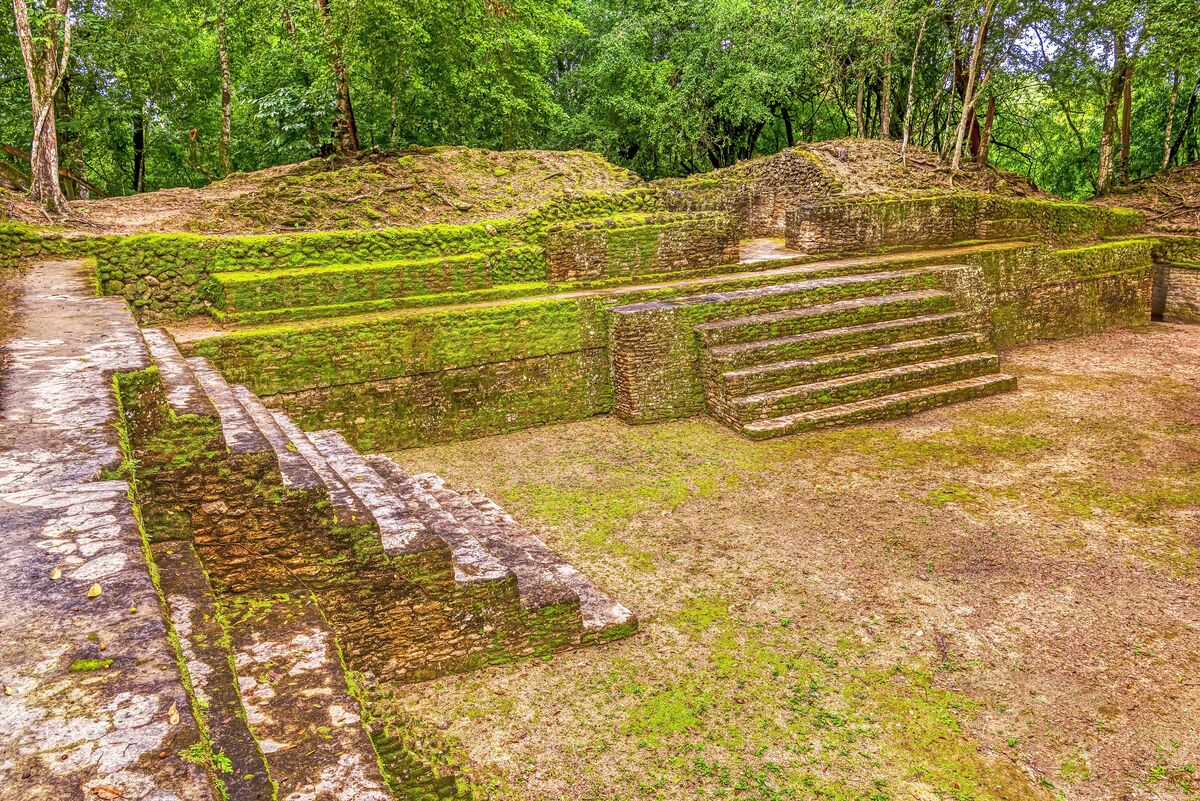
[[690, 264, 1016, 438], [128, 327, 634, 800]]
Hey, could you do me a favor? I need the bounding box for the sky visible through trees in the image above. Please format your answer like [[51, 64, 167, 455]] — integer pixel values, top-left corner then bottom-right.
[[2, 0, 1198, 207]]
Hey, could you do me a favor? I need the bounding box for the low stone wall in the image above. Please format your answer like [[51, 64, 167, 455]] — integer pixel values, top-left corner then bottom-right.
[[1151, 235, 1200, 322], [784, 194, 1143, 254], [543, 212, 738, 281], [1164, 266, 1200, 322]]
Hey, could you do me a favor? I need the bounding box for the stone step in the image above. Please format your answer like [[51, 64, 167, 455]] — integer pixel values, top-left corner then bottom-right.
[[225, 596, 392, 801], [186, 357, 271, 456], [741, 373, 1018, 439], [613, 266, 945, 324], [399, 467, 580, 612], [461, 487, 636, 641], [152, 542, 274, 801], [696, 289, 958, 347], [307, 429, 509, 584], [705, 310, 971, 369], [229, 384, 324, 493], [267, 410, 375, 528], [367, 456, 560, 605], [207, 247, 541, 314], [729, 352, 1003, 422], [717, 332, 986, 397], [140, 327, 217, 417]]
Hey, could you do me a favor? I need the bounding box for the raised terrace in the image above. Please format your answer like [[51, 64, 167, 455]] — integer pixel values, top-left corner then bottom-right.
[[1, 143, 1197, 800]]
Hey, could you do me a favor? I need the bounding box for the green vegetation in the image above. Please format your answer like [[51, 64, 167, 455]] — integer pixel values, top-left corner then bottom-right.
[[68, 657, 114, 671]]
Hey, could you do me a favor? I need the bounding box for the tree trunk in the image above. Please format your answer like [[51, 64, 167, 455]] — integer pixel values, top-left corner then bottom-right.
[[53, 72, 80, 200], [1163, 70, 1180, 170], [977, 94, 996, 164], [901, 14, 928, 161], [315, 0, 359, 152], [217, 5, 233, 176], [950, 0, 996, 170], [855, 74, 865, 137], [133, 109, 146, 193], [12, 0, 72, 215], [943, 10, 984, 160], [1169, 75, 1200, 167], [781, 106, 795, 147], [1119, 62, 1133, 183], [879, 51, 892, 139]]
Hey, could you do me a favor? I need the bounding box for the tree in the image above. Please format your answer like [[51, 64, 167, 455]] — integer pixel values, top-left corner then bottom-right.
[[12, 0, 71, 214]]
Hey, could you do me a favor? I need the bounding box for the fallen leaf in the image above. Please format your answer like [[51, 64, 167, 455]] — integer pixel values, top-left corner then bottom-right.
[[3, 685, 12, 696], [50, 567, 62, 580], [167, 702, 180, 725], [86, 583, 102, 599], [91, 786, 124, 800]]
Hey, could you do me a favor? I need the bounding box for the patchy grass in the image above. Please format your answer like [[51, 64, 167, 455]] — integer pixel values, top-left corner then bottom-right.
[[391, 324, 1200, 801]]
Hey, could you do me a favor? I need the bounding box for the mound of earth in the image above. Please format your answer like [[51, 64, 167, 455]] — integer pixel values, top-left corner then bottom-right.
[[1095, 162, 1200, 233], [656, 138, 1050, 199], [68, 147, 643, 235]]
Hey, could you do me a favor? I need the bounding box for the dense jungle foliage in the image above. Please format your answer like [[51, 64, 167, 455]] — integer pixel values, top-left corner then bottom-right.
[[2, 0, 1199, 201]]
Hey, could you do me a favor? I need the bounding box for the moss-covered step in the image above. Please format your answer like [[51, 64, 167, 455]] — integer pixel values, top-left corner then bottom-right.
[[716, 332, 987, 397], [703, 306, 970, 369], [741, 373, 1018, 439], [727, 352, 1002, 422], [203, 247, 545, 314]]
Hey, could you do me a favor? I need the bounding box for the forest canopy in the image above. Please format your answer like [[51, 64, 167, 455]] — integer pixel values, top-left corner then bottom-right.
[[2, 0, 1199, 205]]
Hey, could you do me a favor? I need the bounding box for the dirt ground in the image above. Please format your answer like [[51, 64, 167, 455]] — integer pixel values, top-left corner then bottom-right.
[[390, 323, 1200, 801]]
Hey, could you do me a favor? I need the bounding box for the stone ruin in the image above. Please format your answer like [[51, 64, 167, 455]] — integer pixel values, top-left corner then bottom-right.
[[1, 149, 1198, 799]]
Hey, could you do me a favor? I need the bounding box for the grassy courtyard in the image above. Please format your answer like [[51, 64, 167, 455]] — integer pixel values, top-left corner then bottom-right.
[[393, 323, 1200, 801]]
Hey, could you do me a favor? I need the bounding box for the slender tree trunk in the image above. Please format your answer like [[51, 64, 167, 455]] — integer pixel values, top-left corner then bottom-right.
[[217, 5, 233, 176], [901, 14, 928, 161], [1119, 62, 1133, 183], [53, 73, 79, 200], [1170, 75, 1200, 166], [132, 109, 146, 192], [879, 51, 893, 139], [855, 74, 865, 137], [1163, 70, 1180, 170], [1096, 56, 1125, 194], [951, 0, 996, 170], [781, 107, 795, 148], [943, 10, 984, 159], [12, 0, 72, 215], [977, 94, 996, 164], [315, 0, 359, 152]]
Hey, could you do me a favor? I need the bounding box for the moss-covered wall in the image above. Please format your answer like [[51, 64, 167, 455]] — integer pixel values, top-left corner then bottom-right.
[[544, 212, 739, 281], [1150, 235, 1200, 322], [785, 193, 1143, 254]]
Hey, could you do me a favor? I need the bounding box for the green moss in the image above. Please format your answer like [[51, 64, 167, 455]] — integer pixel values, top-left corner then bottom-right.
[[68, 657, 114, 672]]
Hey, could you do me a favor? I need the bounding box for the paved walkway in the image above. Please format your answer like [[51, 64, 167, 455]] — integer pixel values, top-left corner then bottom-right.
[[0, 262, 212, 799]]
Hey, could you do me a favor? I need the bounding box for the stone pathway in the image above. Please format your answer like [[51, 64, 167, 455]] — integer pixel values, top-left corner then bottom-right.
[[0, 262, 213, 799]]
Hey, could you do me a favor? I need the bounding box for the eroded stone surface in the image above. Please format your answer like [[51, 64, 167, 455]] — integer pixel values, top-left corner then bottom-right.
[[0, 262, 213, 799]]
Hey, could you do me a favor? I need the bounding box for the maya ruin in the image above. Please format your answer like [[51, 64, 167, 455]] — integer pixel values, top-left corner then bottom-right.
[[1, 1, 1199, 800]]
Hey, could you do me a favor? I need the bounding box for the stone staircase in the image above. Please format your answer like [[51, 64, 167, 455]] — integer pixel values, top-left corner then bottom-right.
[[127, 327, 635, 799], [693, 267, 1015, 438]]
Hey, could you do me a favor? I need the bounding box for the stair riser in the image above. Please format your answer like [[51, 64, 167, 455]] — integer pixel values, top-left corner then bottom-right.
[[741, 375, 1018, 439], [706, 313, 970, 371], [698, 292, 956, 348], [721, 335, 984, 396], [686, 272, 943, 328], [733, 355, 1002, 421]]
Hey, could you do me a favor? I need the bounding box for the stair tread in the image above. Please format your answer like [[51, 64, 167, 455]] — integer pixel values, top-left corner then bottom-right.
[[229, 385, 323, 492], [226, 597, 392, 801], [461, 487, 635, 632], [408, 471, 579, 611], [614, 267, 944, 314], [305, 429, 445, 557], [722, 332, 983, 380], [708, 310, 968, 358], [267, 411, 374, 526], [140, 327, 217, 417], [186, 357, 271, 455], [365, 455, 512, 584], [733, 352, 1000, 407], [697, 289, 952, 333], [744, 374, 1017, 434]]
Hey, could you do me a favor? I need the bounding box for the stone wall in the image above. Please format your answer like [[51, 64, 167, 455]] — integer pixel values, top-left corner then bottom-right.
[[1151, 235, 1200, 322], [785, 194, 1143, 254], [543, 212, 739, 281], [1164, 267, 1200, 322]]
